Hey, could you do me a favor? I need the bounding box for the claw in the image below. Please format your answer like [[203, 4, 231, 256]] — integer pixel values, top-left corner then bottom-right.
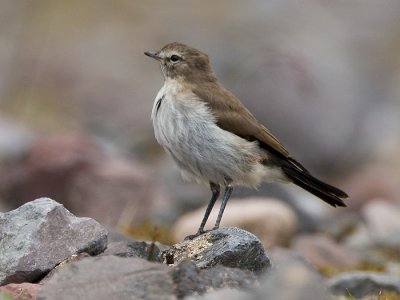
[[184, 229, 208, 241]]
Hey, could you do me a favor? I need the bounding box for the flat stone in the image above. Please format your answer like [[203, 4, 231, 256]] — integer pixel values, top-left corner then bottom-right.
[[362, 201, 400, 246], [0, 283, 40, 300], [0, 198, 107, 285], [292, 234, 359, 272], [162, 227, 271, 274], [328, 271, 400, 298], [102, 241, 163, 262], [255, 248, 332, 300], [38, 256, 176, 300], [171, 260, 257, 299]]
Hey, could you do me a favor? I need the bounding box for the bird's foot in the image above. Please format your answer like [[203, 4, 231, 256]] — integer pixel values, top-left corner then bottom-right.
[[184, 229, 209, 241]]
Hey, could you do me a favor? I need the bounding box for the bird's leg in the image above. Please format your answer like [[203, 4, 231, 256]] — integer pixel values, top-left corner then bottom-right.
[[213, 184, 233, 230], [184, 182, 220, 240]]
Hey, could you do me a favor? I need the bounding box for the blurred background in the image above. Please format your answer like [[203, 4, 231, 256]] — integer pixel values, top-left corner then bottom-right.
[[1, 0, 400, 275]]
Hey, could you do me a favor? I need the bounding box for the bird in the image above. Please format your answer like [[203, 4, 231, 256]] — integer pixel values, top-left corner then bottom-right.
[[144, 42, 348, 239]]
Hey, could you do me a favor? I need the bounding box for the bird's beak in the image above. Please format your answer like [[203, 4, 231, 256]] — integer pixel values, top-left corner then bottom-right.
[[144, 51, 161, 60]]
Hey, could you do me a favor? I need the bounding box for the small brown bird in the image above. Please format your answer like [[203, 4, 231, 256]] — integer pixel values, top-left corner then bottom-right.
[[145, 42, 348, 239]]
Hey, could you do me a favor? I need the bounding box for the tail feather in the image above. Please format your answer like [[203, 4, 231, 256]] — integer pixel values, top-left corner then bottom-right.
[[281, 157, 348, 207]]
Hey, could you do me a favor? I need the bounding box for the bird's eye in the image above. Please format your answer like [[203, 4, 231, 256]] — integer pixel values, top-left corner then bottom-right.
[[170, 55, 181, 62]]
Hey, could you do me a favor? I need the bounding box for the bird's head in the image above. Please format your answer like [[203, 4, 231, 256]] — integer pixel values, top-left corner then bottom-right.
[[145, 42, 215, 82]]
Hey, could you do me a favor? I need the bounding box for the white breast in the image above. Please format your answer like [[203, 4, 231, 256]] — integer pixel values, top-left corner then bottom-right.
[[151, 79, 285, 187]]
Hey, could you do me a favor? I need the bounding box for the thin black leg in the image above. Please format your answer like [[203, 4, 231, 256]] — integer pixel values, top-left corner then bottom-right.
[[184, 182, 220, 240], [213, 184, 233, 230], [197, 182, 220, 233]]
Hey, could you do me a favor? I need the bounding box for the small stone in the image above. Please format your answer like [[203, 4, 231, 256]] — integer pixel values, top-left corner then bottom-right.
[[344, 200, 400, 251], [101, 241, 163, 262], [328, 271, 400, 298], [292, 234, 359, 273], [342, 161, 400, 209], [163, 227, 271, 274], [184, 288, 249, 300], [40, 252, 90, 284], [255, 248, 332, 300], [171, 260, 257, 299], [0, 283, 40, 300], [172, 198, 298, 248], [0, 116, 35, 161], [0, 198, 108, 285], [362, 201, 400, 245]]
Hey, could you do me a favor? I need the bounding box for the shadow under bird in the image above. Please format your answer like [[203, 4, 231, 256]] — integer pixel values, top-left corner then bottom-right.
[[145, 42, 348, 239]]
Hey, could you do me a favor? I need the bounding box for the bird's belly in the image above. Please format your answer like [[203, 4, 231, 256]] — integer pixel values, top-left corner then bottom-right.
[[152, 95, 281, 187]]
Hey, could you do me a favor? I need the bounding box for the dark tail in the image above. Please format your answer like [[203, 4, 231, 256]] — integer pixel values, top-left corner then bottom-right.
[[281, 157, 348, 207]]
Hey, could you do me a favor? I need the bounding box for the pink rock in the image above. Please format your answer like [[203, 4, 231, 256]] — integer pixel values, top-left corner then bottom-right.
[[292, 234, 359, 272], [0, 283, 40, 300], [342, 160, 400, 210], [172, 197, 298, 248], [0, 135, 160, 228]]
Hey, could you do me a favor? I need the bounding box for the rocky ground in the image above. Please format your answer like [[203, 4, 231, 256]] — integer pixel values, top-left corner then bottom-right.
[[1, 2, 400, 298], [0, 197, 399, 300]]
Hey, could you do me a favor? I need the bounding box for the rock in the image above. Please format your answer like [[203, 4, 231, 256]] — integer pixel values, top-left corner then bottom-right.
[[39, 256, 175, 300], [102, 241, 163, 263], [0, 116, 35, 161], [185, 288, 249, 300], [0, 198, 107, 285], [344, 201, 400, 251], [385, 262, 400, 277], [163, 227, 271, 274], [292, 234, 359, 274], [342, 160, 400, 209], [0, 135, 161, 228], [172, 198, 298, 248], [281, 187, 339, 232], [39, 256, 257, 300], [185, 249, 333, 300], [328, 271, 400, 298], [362, 201, 400, 245], [0, 283, 40, 300], [254, 248, 332, 300], [107, 228, 139, 243], [5, 135, 103, 208], [68, 156, 157, 227], [40, 252, 90, 284], [171, 260, 257, 299]]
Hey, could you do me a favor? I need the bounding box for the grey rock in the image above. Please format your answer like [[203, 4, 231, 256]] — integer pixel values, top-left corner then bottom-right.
[[328, 271, 400, 298], [252, 248, 332, 300], [39, 255, 257, 300], [362, 201, 400, 247], [346, 201, 400, 249], [38, 256, 176, 300], [0, 198, 108, 285], [171, 260, 257, 299], [185, 288, 250, 300], [107, 228, 138, 243], [102, 241, 163, 263], [191, 248, 332, 300], [40, 252, 90, 284], [162, 227, 271, 273], [0, 117, 35, 161]]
